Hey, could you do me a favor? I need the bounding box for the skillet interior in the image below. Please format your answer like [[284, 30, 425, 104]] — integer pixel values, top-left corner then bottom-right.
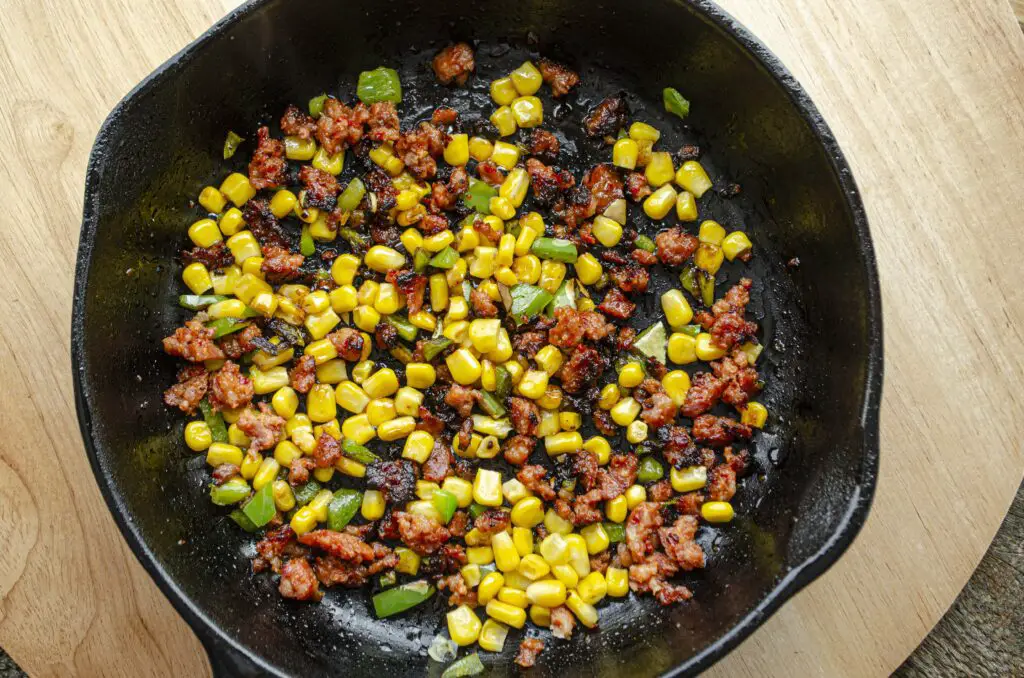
[[72, 0, 882, 675]]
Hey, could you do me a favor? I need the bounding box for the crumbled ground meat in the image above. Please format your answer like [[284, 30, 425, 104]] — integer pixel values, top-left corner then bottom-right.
[[661, 426, 695, 467], [299, 165, 341, 211], [695, 279, 758, 350], [559, 345, 609, 394], [470, 288, 499, 318], [445, 384, 480, 418], [327, 328, 365, 361], [711, 349, 760, 407], [386, 269, 428, 315], [655, 227, 699, 267], [676, 492, 704, 516], [208, 360, 254, 411], [236, 403, 286, 453], [314, 542, 398, 588], [297, 530, 375, 561], [538, 58, 580, 98], [597, 288, 635, 320], [418, 213, 450, 236], [316, 98, 369, 155], [210, 463, 239, 485], [279, 558, 322, 601], [504, 435, 536, 466], [582, 164, 624, 214], [163, 364, 208, 414], [422, 440, 453, 483], [510, 397, 540, 435], [624, 171, 652, 202], [366, 101, 400, 143], [527, 158, 576, 206], [365, 167, 399, 212], [432, 42, 475, 85], [280, 104, 316, 139], [633, 378, 678, 429], [243, 198, 288, 249], [691, 414, 752, 447], [550, 605, 576, 639], [515, 638, 545, 668], [396, 512, 451, 555], [477, 160, 506, 186], [431, 107, 459, 127], [366, 460, 416, 503], [592, 409, 618, 437], [289, 354, 317, 394], [681, 372, 725, 418], [589, 550, 611, 575], [438, 573, 478, 607], [547, 307, 614, 349], [584, 93, 628, 137], [428, 166, 469, 212], [473, 217, 502, 243], [518, 464, 556, 501], [633, 248, 658, 266], [163, 320, 225, 363], [249, 126, 287, 190], [529, 129, 560, 163], [313, 433, 342, 468], [395, 122, 448, 179], [659, 515, 705, 571], [513, 330, 548, 358], [289, 457, 315, 486], [253, 525, 296, 573], [219, 324, 262, 360], [707, 464, 737, 502], [182, 242, 235, 269], [574, 450, 601, 491], [375, 322, 399, 350], [609, 263, 650, 294], [648, 480, 674, 502], [417, 407, 447, 436], [475, 509, 511, 534], [261, 245, 305, 283], [626, 502, 663, 562]]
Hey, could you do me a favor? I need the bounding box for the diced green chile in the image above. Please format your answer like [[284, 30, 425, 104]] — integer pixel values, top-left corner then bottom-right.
[[663, 87, 691, 120], [229, 509, 259, 532], [680, 324, 702, 337], [308, 93, 327, 118], [680, 266, 714, 306], [338, 178, 367, 212], [372, 580, 435, 618], [199, 399, 228, 443], [385, 315, 419, 342], [634, 234, 656, 252], [300, 227, 315, 256], [478, 391, 506, 418], [468, 503, 488, 519], [441, 654, 485, 678], [242, 482, 277, 528], [604, 522, 626, 543], [210, 480, 250, 506], [206, 317, 250, 340], [357, 67, 403, 104], [293, 481, 321, 507], [494, 366, 512, 401], [637, 457, 665, 483], [432, 489, 458, 524], [422, 337, 453, 361], [328, 489, 362, 531], [379, 571, 398, 588], [508, 284, 553, 323], [429, 247, 460, 269], [530, 237, 578, 263], [338, 227, 370, 251], [463, 179, 497, 213], [390, 345, 413, 364], [179, 294, 229, 310], [413, 248, 431, 273], [342, 439, 379, 464], [223, 131, 243, 159], [547, 280, 576, 314]]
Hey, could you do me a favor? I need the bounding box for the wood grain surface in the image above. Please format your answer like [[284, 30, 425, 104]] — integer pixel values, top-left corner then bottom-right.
[[1, 0, 1023, 676]]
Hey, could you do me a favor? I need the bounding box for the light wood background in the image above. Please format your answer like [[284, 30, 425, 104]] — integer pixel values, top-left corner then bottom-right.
[[1, 0, 1023, 675]]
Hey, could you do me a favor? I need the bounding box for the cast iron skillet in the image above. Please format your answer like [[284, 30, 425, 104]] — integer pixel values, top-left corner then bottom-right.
[[71, 0, 883, 675]]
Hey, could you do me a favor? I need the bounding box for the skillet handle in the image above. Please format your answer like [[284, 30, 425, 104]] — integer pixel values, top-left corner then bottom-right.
[[199, 630, 264, 677]]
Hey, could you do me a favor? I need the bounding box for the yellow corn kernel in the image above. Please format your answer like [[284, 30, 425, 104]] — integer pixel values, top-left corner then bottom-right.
[[491, 531, 521, 573], [670, 465, 708, 493], [423, 230, 455, 252], [530, 605, 551, 627], [566, 591, 598, 628], [181, 262, 212, 295], [537, 533, 568, 566], [507, 257, 538, 288], [538, 260, 566, 295], [366, 398, 396, 426], [198, 185, 227, 214], [531, 408, 556, 437], [427, 274, 451, 314], [312, 146, 344, 175], [341, 413, 375, 445], [544, 508, 573, 535], [699, 220, 727, 246], [326, 285, 356, 313], [662, 370, 691, 406], [268, 387, 298, 419], [293, 200, 319, 224], [577, 571, 608, 605], [610, 397, 640, 426], [583, 436, 612, 466], [207, 298, 247, 319], [283, 135, 315, 161], [453, 433, 481, 459], [490, 140, 520, 170], [645, 152, 675, 187], [376, 416, 415, 442], [219, 173, 257, 206], [408, 310, 437, 331], [305, 384, 336, 423], [464, 544, 492, 565], [397, 430, 432, 464], [644, 184, 678, 220], [548, 565, 576, 591], [695, 243, 724, 274], [605, 495, 628, 524], [568, 253, 600, 287], [507, 527, 531, 559], [286, 413, 313, 437], [351, 360, 374, 383], [461, 564, 482, 589], [479, 572, 505, 604], [467, 318, 500, 354], [741, 401, 768, 428], [252, 457, 280, 491], [446, 348, 482, 385], [702, 501, 735, 523], [508, 60, 541, 94], [356, 489, 382, 520], [486, 328, 513, 363], [722, 231, 753, 261], [444, 133, 469, 166], [661, 289, 694, 328], [362, 368, 399, 399], [268, 189, 296, 218], [211, 264, 241, 295], [437, 478, 471, 510], [415, 480, 440, 500], [299, 340, 333, 368], [305, 308, 341, 340], [498, 586, 530, 609], [469, 246, 498, 279], [184, 421, 212, 451], [516, 369, 549, 400], [445, 605, 482, 647], [216, 209, 245, 239], [469, 135, 494, 161], [493, 266, 517, 287], [395, 363, 431, 391], [302, 290, 330, 315], [518, 554, 550, 582], [696, 332, 727, 361], [579, 523, 610, 556], [535, 385, 561, 411], [476, 435, 500, 459], [676, 160, 712, 198], [672, 191, 698, 223], [490, 236, 516, 272], [625, 485, 647, 510], [499, 478, 528, 505], [390, 547, 421, 577], [474, 466, 504, 506], [456, 225, 480, 253], [364, 245, 406, 273], [490, 76, 518, 105], [544, 432, 582, 456], [334, 459, 364, 480], [478, 619, 509, 653], [504, 360, 525, 385], [612, 138, 639, 170], [268, 480, 295, 512], [407, 499, 442, 523], [446, 295, 469, 322], [590, 216, 625, 250], [558, 411, 581, 432], [289, 506, 318, 535], [490, 106, 518, 137], [188, 218, 222, 248], [351, 305, 380, 333], [374, 283, 401, 315], [357, 280, 380, 307], [624, 121, 658, 142], [510, 96, 543, 128], [443, 319, 469, 344], [601, 567, 627, 599], [249, 292, 279, 318], [238, 450, 261, 480], [668, 332, 698, 364], [596, 384, 621, 411], [497, 170, 529, 212], [331, 253, 361, 285], [240, 255, 265, 279], [391, 385, 421, 416], [529, 346, 560, 377], [618, 362, 645, 388], [233, 271, 272, 304], [485, 599, 526, 629], [250, 366, 290, 395], [509, 497, 543, 529]]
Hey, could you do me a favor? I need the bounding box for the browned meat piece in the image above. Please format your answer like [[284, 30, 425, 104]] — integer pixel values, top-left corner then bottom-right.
[[421, 439, 453, 483], [366, 460, 416, 503], [448, 511, 470, 538], [445, 384, 480, 418], [676, 492, 704, 516], [395, 122, 449, 180], [237, 403, 286, 453], [279, 558, 322, 601], [288, 354, 316, 394], [589, 550, 611, 575], [547, 306, 615, 349], [280, 104, 316, 139], [633, 378, 678, 429], [438, 572, 477, 607], [624, 171, 652, 202], [432, 42, 475, 85], [559, 345, 609, 394], [313, 542, 398, 588], [418, 213, 450, 236], [261, 245, 304, 283], [327, 328, 365, 361], [515, 638, 545, 668], [253, 525, 296, 573], [592, 409, 617, 437], [582, 164, 624, 214], [529, 129, 560, 163], [475, 509, 511, 534], [472, 217, 502, 244], [208, 361, 254, 411], [431, 107, 459, 126], [163, 320, 225, 363], [469, 288, 499, 318], [313, 433, 341, 468], [163, 364, 208, 414], [416, 407, 447, 436], [395, 511, 451, 555], [597, 454, 638, 500], [513, 331, 548, 358], [375, 322, 399, 351], [316, 98, 369, 155], [616, 326, 637, 352], [597, 288, 635, 320], [625, 501, 663, 562], [527, 157, 576, 206], [298, 530, 375, 561], [695, 279, 758, 350], [538, 58, 580, 98], [653, 579, 694, 606], [249, 126, 287, 190], [659, 515, 704, 571], [633, 248, 658, 266], [476, 160, 506, 186], [366, 101, 400, 143], [364, 167, 399, 212], [503, 434, 536, 466], [289, 457, 315, 486], [219, 324, 262, 360], [609, 263, 650, 294], [550, 605, 576, 639], [211, 463, 239, 485], [385, 269, 428, 316], [707, 463, 737, 502], [583, 93, 628, 137], [427, 166, 468, 212], [711, 349, 761, 407], [518, 464, 556, 501], [691, 414, 752, 447], [509, 397, 540, 436], [655, 227, 699, 267], [681, 372, 725, 418], [182, 242, 234, 269], [647, 480, 674, 502], [571, 450, 598, 492], [661, 426, 695, 467], [243, 198, 288, 249], [299, 165, 340, 210]]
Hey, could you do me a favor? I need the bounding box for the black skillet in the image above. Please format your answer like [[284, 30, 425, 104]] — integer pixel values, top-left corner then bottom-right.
[[71, 0, 883, 675]]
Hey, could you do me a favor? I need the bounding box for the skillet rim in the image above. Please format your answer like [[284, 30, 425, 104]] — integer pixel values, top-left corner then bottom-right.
[[70, 0, 884, 675]]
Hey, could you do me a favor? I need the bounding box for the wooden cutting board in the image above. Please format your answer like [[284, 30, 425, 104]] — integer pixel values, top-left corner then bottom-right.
[[1, 0, 1022, 675]]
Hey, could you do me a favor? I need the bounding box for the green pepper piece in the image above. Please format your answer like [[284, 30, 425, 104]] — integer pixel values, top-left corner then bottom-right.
[[530, 237, 578, 263], [637, 457, 665, 483], [293, 481, 321, 507], [634, 234, 656, 252], [478, 391, 506, 418], [604, 522, 626, 543], [338, 178, 367, 212], [385, 315, 419, 342], [463, 179, 497, 213], [342, 439, 379, 464], [432, 489, 458, 524], [242, 481, 277, 528], [223, 131, 243, 160], [328, 489, 362, 531], [698, 270, 715, 307], [429, 247, 460, 269], [379, 571, 398, 588], [179, 294, 230, 310], [390, 345, 413, 364], [679, 266, 700, 300], [680, 324, 702, 337], [468, 503, 488, 519], [462, 280, 472, 301], [508, 284, 554, 323], [548, 280, 576, 313], [441, 653, 485, 678], [357, 67, 403, 104], [372, 580, 435, 618], [663, 87, 691, 120], [206, 317, 250, 339], [210, 479, 250, 506], [199, 399, 228, 443], [338, 227, 370, 252], [229, 508, 259, 532], [300, 226, 315, 256], [308, 93, 328, 118], [413, 248, 431, 273], [422, 337, 453, 361], [494, 366, 512, 401]]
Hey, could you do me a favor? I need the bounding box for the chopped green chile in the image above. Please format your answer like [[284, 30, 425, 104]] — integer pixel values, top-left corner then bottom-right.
[[378, 571, 398, 588], [308, 93, 328, 118], [680, 324, 702, 337], [637, 456, 665, 483], [680, 266, 714, 306], [530, 237, 578, 263], [293, 481, 321, 507], [328, 489, 362, 531], [441, 653, 485, 678], [663, 87, 691, 120], [429, 247, 460, 269], [229, 508, 260, 532], [432, 489, 458, 524], [548, 280, 576, 313], [390, 345, 414, 364], [357, 67, 403, 104], [223, 131, 244, 159], [242, 481, 277, 527], [199, 399, 228, 443], [338, 178, 367, 212], [338, 228, 370, 252], [422, 337, 453, 361], [210, 478, 250, 506], [634, 234, 656, 252], [494, 366, 512, 400], [478, 391, 506, 418], [509, 284, 553, 323], [207, 317, 250, 340], [385, 315, 419, 342], [604, 522, 626, 543], [372, 580, 435, 618], [413, 248, 431, 273], [300, 227, 315, 256], [463, 179, 497, 213], [179, 294, 229, 310], [468, 502, 488, 519], [342, 439, 380, 464]]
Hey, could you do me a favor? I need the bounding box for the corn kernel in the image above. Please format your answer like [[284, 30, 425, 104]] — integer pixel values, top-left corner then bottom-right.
[[485, 599, 526, 629], [583, 436, 611, 465], [517, 369, 549, 399], [606, 495, 628, 523], [536, 385, 562, 411], [741, 401, 768, 428], [618, 362, 645, 388], [252, 457, 280, 491], [645, 152, 675, 187], [533, 346, 563, 376], [238, 451, 261, 479], [373, 283, 401, 315], [364, 245, 406, 273], [574, 252, 603, 285], [626, 420, 648, 444], [723, 231, 753, 261], [696, 332, 727, 361], [551, 564, 579, 589], [270, 386, 299, 419], [398, 430, 433, 464], [544, 508, 573, 535], [461, 564, 482, 588], [342, 413, 376, 445], [444, 133, 469, 166], [490, 77, 518, 105], [219, 173, 257, 206], [538, 260, 566, 294], [467, 545, 495, 565], [695, 243, 724, 274], [612, 138, 639, 169], [676, 160, 713, 198], [269, 189, 298, 218], [250, 366, 290, 394], [702, 501, 735, 523], [558, 411, 582, 432], [498, 586, 530, 609], [377, 416, 415, 441], [662, 370, 691, 406], [510, 496, 544, 528], [577, 571, 608, 605], [479, 572, 505, 604], [625, 484, 647, 508], [423, 230, 455, 252], [188, 218, 222, 248], [668, 333, 698, 364], [469, 136, 494, 161], [566, 591, 598, 628], [698, 220, 727, 246], [486, 328, 513, 363], [474, 468, 503, 507], [331, 254, 360, 285], [217, 209, 245, 238], [661, 289, 694, 328], [289, 506, 318, 535], [184, 421, 212, 451], [676, 190, 699, 221], [445, 348, 482, 386], [610, 397, 640, 426], [606, 566, 629, 598], [490, 106, 518, 137], [491, 531, 521, 573], [366, 398, 396, 426], [447, 605, 482, 647], [491, 140, 520, 169], [597, 384, 620, 410], [544, 432, 582, 456], [478, 619, 509, 653], [510, 96, 543, 128], [362, 368, 398, 399], [643, 184, 678, 220], [271, 480, 296, 512]]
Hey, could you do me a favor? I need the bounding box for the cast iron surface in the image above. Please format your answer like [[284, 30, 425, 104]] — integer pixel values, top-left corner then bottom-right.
[[71, 0, 883, 675]]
